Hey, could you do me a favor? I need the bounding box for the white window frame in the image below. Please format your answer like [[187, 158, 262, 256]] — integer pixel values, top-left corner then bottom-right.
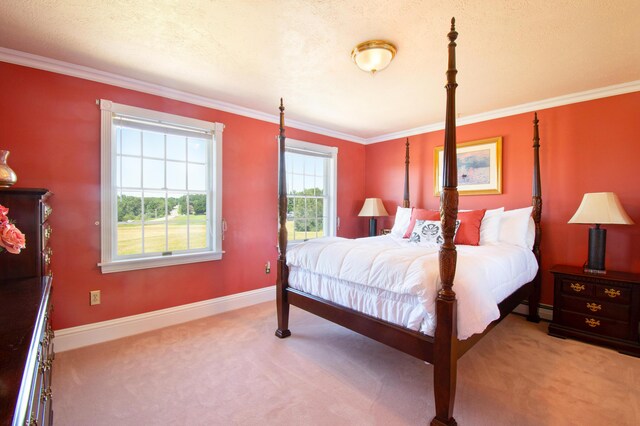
[[99, 99, 223, 273], [284, 138, 337, 244]]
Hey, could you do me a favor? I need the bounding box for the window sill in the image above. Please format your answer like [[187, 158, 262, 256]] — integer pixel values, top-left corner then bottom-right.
[[99, 251, 223, 274]]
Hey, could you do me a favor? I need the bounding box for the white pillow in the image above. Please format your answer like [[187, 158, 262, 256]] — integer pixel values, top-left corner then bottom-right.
[[409, 219, 460, 245], [479, 207, 504, 245], [498, 206, 534, 248], [525, 216, 536, 250], [390, 206, 413, 238]]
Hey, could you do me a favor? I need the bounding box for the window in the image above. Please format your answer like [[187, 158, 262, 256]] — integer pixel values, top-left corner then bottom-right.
[[284, 139, 337, 243], [99, 100, 223, 273]]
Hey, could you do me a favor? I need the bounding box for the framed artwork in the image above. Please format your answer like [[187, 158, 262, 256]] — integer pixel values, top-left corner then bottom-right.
[[433, 136, 502, 196]]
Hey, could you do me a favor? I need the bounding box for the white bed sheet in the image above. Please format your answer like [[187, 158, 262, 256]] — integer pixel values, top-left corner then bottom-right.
[[287, 235, 538, 340]]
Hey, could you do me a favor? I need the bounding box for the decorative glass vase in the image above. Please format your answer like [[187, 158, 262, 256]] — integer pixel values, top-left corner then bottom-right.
[[0, 150, 17, 187]]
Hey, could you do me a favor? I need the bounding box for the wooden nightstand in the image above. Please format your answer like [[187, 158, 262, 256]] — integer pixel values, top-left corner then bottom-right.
[[548, 265, 640, 357]]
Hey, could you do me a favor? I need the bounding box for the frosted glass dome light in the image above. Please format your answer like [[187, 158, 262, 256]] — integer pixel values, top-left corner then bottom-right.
[[351, 40, 397, 74]]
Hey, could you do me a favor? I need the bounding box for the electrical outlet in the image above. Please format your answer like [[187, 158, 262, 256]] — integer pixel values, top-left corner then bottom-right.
[[90, 290, 101, 306], [265, 261, 271, 274]]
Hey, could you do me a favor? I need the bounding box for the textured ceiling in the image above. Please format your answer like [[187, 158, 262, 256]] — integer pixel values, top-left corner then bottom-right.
[[0, 0, 638, 140]]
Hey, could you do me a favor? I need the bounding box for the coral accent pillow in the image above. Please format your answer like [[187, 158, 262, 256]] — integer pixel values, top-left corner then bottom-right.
[[454, 209, 486, 246], [403, 208, 440, 238]]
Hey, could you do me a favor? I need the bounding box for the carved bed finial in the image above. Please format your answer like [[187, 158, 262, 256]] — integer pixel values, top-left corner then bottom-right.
[[532, 112, 541, 198], [278, 99, 287, 255], [439, 16, 459, 301], [531, 112, 542, 245], [529, 112, 542, 323], [449, 18, 458, 42], [403, 138, 410, 208]]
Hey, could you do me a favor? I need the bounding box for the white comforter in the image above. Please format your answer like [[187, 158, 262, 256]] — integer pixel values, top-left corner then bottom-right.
[[287, 235, 538, 340]]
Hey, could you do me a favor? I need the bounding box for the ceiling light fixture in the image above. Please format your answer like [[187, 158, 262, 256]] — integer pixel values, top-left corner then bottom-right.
[[351, 40, 397, 74]]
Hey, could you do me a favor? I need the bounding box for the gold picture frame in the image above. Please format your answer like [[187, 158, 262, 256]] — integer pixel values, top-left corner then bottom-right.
[[434, 136, 502, 196]]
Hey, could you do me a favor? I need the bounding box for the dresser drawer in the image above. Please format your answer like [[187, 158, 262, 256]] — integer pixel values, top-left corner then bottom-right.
[[594, 283, 631, 304], [559, 310, 630, 340], [560, 295, 630, 322], [561, 278, 593, 296]]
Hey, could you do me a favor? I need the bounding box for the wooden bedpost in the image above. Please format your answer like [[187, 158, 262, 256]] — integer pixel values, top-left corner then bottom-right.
[[528, 112, 542, 323], [275, 98, 291, 338], [403, 138, 410, 208], [432, 18, 459, 426]]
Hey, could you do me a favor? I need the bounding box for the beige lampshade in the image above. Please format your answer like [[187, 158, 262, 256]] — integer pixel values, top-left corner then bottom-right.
[[358, 198, 389, 217], [568, 192, 634, 225]]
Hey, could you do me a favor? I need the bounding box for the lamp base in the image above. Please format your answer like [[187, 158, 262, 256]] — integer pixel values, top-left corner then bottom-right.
[[368, 217, 377, 237], [587, 226, 606, 272]]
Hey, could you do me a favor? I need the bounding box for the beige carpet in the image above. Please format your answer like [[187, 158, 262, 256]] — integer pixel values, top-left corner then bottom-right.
[[53, 303, 640, 425]]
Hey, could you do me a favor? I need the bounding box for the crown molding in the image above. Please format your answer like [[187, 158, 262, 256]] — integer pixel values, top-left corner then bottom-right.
[[1, 47, 637, 146], [365, 80, 640, 144], [0, 47, 366, 144]]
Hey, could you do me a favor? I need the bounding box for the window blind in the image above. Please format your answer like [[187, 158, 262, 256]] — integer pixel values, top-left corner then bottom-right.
[[113, 115, 212, 139]]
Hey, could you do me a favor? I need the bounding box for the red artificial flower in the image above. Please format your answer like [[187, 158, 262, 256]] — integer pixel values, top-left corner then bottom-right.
[[0, 204, 26, 254]]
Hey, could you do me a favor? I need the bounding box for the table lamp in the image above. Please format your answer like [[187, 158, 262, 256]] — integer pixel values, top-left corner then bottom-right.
[[568, 192, 634, 273], [358, 198, 388, 237]]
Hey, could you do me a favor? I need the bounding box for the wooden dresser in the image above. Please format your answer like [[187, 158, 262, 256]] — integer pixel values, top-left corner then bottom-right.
[[548, 264, 640, 357], [0, 188, 54, 426]]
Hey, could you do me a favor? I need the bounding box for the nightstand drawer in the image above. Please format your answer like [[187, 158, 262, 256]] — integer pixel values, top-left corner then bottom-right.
[[594, 283, 630, 304], [559, 310, 629, 340], [560, 295, 630, 322], [550, 265, 640, 357], [561, 279, 593, 296]]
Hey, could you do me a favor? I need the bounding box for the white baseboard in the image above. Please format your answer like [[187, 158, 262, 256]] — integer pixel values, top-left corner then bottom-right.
[[54, 285, 276, 352], [513, 302, 553, 321], [54, 289, 551, 352]]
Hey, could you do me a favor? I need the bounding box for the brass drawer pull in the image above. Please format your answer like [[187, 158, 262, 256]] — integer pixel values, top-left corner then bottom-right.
[[44, 225, 52, 240], [41, 387, 52, 402], [43, 203, 53, 221], [585, 318, 601, 328], [43, 247, 53, 265], [570, 282, 585, 292], [586, 302, 602, 312], [604, 288, 621, 298], [39, 359, 52, 372]]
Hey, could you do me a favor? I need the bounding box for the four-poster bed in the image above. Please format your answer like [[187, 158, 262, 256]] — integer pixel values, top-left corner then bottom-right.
[[275, 18, 542, 425]]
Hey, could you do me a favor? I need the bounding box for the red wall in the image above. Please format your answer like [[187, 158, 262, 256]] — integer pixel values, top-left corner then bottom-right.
[[366, 92, 640, 304], [0, 62, 365, 329], [2, 60, 637, 325]]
